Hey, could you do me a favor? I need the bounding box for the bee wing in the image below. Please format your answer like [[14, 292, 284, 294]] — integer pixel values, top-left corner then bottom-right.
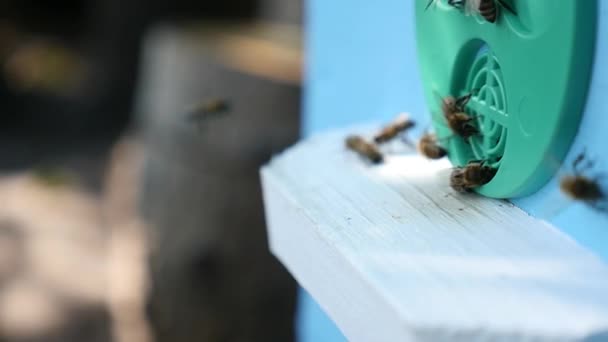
[[464, 0, 481, 16]]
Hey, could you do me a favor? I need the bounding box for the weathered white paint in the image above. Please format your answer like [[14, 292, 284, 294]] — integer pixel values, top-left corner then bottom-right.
[[262, 126, 608, 342]]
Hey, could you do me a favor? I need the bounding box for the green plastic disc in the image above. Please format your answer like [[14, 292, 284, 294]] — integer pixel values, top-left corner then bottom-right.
[[415, 0, 597, 198]]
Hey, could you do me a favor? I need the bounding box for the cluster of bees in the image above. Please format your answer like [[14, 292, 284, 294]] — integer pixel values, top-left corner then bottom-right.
[[350, 0, 608, 211], [346, 91, 495, 194], [188, 96, 606, 212], [346, 91, 608, 211]]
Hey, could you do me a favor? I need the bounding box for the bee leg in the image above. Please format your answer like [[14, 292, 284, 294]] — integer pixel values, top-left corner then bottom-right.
[[455, 93, 473, 108], [572, 149, 587, 174], [425, 0, 436, 11], [497, 0, 517, 15], [464, 114, 481, 122], [464, 124, 480, 137], [579, 158, 596, 174]]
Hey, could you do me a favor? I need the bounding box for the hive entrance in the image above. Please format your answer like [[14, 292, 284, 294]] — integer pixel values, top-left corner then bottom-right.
[[462, 49, 507, 169]]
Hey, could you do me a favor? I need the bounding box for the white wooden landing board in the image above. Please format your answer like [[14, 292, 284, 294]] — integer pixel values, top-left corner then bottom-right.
[[261, 126, 608, 342]]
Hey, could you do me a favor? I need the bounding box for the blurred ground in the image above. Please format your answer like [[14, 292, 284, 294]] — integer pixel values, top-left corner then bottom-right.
[[0, 138, 150, 342]]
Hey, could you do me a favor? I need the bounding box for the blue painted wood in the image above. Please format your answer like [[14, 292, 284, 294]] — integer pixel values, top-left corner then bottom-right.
[[299, 0, 608, 340], [300, 2, 423, 339], [303, 0, 427, 136], [512, 2, 608, 260], [296, 289, 347, 342]]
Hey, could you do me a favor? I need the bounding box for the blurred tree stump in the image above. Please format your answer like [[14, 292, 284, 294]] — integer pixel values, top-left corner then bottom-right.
[[137, 22, 301, 342]]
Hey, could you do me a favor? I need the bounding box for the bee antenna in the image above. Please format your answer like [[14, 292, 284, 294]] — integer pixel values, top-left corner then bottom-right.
[[425, 0, 436, 11], [572, 148, 588, 174], [456, 93, 473, 107]]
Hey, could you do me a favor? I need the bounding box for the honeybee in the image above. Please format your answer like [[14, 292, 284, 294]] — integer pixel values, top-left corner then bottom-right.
[[426, 0, 516, 23], [441, 93, 479, 139], [373, 113, 416, 144], [449, 168, 469, 193], [417, 132, 447, 159], [560, 150, 607, 212], [186, 98, 230, 127], [345, 135, 384, 164], [450, 160, 497, 193]]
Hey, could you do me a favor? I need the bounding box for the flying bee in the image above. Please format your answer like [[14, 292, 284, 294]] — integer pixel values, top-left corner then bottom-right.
[[441, 93, 479, 139], [345, 135, 384, 164], [373, 113, 416, 144], [450, 160, 497, 193], [560, 150, 608, 212], [186, 98, 231, 128], [417, 132, 448, 160], [426, 0, 516, 23]]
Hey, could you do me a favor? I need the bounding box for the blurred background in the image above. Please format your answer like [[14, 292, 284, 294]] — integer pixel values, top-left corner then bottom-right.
[[0, 0, 302, 341]]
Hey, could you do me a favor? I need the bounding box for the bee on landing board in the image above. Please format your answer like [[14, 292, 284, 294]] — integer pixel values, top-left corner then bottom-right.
[[450, 160, 497, 193], [560, 150, 608, 212], [373, 113, 416, 144], [417, 132, 448, 160], [449, 168, 469, 193], [441, 93, 479, 140], [345, 135, 384, 164], [426, 0, 516, 23]]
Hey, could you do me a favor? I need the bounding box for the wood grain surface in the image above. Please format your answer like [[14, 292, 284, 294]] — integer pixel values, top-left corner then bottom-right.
[[262, 126, 608, 342]]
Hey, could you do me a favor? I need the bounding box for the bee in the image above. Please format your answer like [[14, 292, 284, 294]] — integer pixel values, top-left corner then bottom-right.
[[441, 93, 479, 139], [450, 160, 497, 193], [345, 135, 384, 164], [186, 98, 230, 128], [426, 0, 516, 23], [560, 150, 607, 212], [450, 168, 469, 193], [373, 113, 416, 144], [417, 132, 447, 159]]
